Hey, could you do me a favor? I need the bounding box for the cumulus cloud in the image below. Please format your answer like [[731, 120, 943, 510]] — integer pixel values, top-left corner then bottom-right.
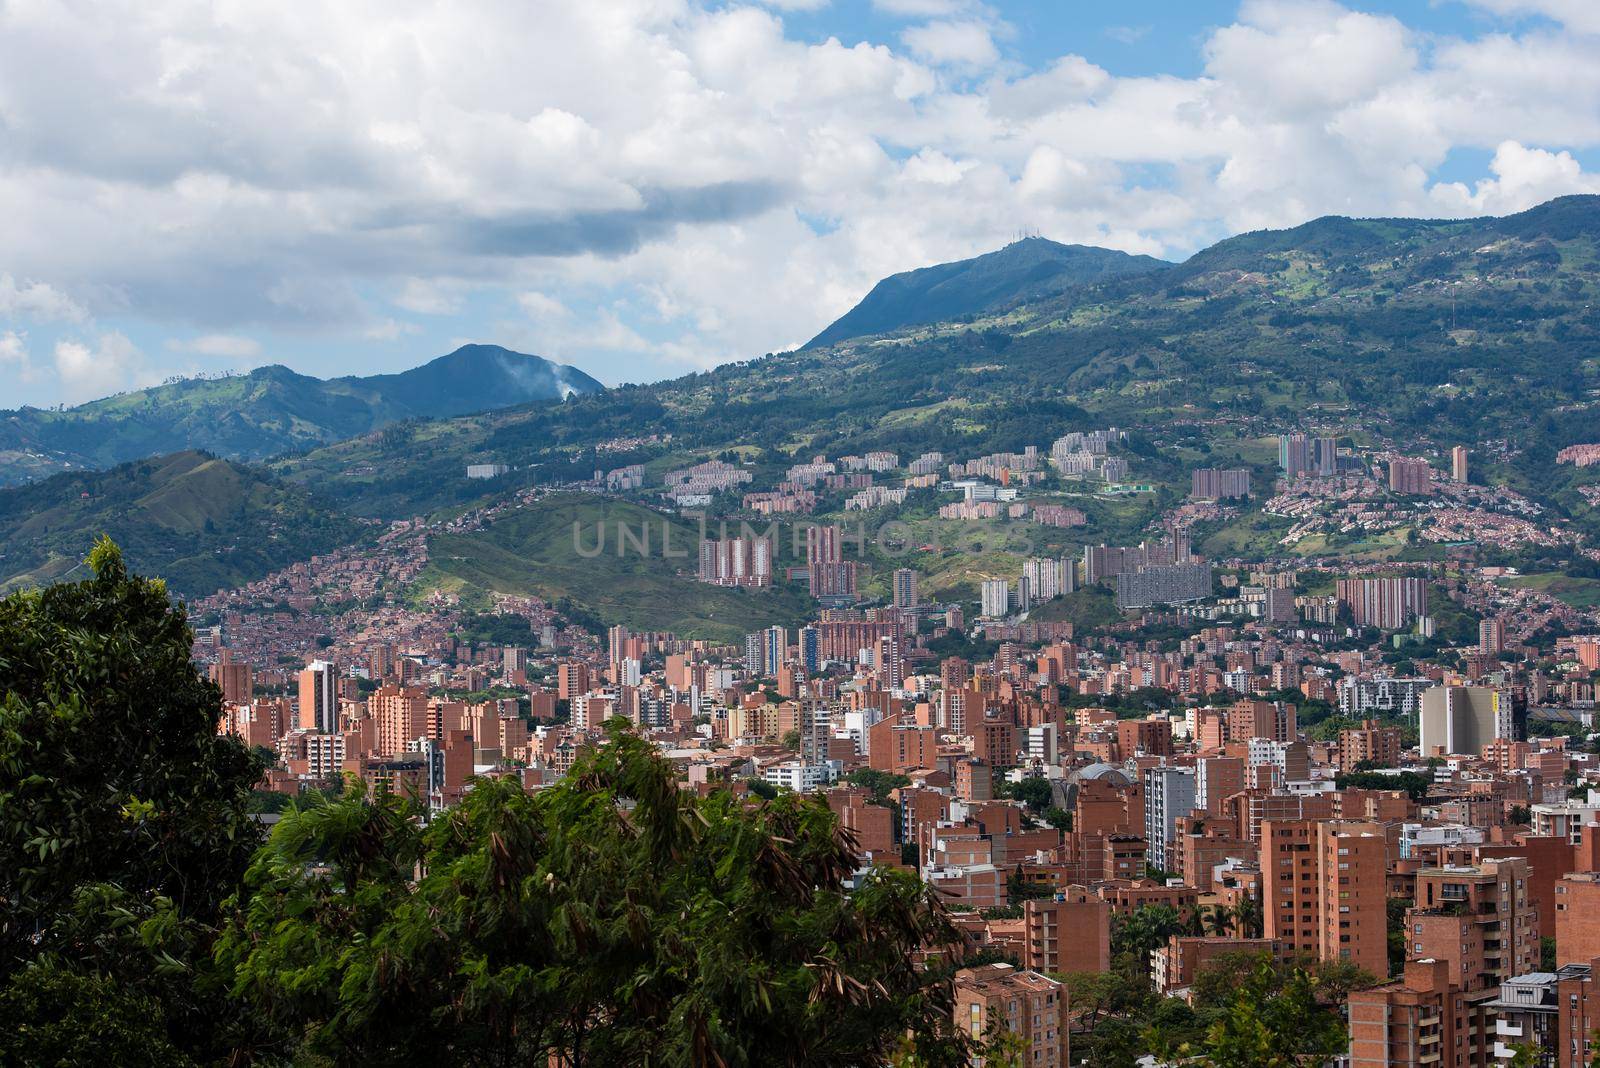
[[900, 20, 999, 67], [1462, 0, 1600, 35], [52, 333, 151, 402], [1430, 140, 1600, 214], [0, 274, 88, 324], [395, 279, 465, 316], [0, 0, 1597, 405], [0, 331, 40, 384]]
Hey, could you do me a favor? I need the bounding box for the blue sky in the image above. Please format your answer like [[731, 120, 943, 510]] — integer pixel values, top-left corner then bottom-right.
[[2, 0, 1599, 408]]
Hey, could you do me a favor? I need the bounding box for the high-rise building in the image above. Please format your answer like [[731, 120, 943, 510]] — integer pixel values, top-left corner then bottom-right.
[[892, 568, 918, 609], [1452, 445, 1469, 483], [607, 624, 630, 675], [1336, 576, 1429, 630], [1228, 699, 1297, 743], [1280, 433, 1312, 478], [798, 626, 820, 673], [1022, 557, 1072, 601], [761, 625, 787, 678], [371, 684, 429, 756], [875, 634, 904, 689], [556, 661, 590, 700], [1190, 467, 1253, 500], [209, 651, 252, 705], [1313, 436, 1338, 475], [980, 579, 1010, 619], [1338, 720, 1403, 771], [1116, 563, 1212, 610], [1261, 819, 1387, 976], [806, 525, 858, 600], [297, 660, 338, 733], [953, 964, 1069, 1068], [1479, 617, 1505, 656], [697, 533, 774, 587], [1419, 685, 1522, 757], [1389, 457, 1433, 495], [1407, 858, 1538, 992], [1143, 766, 1197, 872], [1023, 891, 1111, 975], [1349, 959, 1494, 1068]]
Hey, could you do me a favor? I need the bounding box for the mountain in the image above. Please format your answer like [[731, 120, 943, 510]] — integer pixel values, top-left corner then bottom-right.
[[0, 344, 603, 486], [272, 196, 1600, 530], [0, 451, 364, 597], [803, 236, 1169, 348]]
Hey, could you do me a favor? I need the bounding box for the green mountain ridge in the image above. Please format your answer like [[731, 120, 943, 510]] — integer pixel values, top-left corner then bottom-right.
[[0, 344, 603, 486], [13, 196, 1600, 631], [275, 195, 1600, 525], [805, 236, 1169, 348], [0, 450, 364, 597]]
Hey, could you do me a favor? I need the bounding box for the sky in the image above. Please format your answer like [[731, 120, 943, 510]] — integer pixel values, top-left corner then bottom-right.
[[2, 0, 1600, 408]]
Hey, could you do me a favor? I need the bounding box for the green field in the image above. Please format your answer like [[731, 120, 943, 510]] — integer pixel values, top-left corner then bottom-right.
[[1027, 585, 1125, 630], [1505, 572, 1600, 610], [416, 495, 816, 642]]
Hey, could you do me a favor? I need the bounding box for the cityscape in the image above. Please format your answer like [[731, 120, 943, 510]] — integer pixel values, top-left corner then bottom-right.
[[6, 2, 1600, 1066]]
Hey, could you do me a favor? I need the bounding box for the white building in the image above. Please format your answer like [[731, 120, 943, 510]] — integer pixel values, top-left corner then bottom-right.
[[1143, 766, 1196, 872], [762, 761, 840, 793], [980, 579, 1010, 619]]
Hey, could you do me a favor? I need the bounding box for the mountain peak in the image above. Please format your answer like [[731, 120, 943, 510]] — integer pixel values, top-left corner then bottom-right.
[[804, 238, 1169, 349], [0, 344, 605, 485]]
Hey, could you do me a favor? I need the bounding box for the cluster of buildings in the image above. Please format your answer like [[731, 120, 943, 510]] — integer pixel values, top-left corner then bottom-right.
[[175, 411, 1600, 1068]]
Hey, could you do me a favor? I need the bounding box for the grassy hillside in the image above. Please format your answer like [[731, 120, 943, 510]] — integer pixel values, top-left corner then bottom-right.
[[0, 345, 602, 485], [1028, 586, 1125, 630], [416, 495, 816, 642], [805, 236, 1168, 348], [0, 451, 364, 597], [276, 196, 1600, 523]]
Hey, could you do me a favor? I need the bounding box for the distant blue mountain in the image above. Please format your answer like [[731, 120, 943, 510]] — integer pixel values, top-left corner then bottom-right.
[[0, 344, 603, 484]]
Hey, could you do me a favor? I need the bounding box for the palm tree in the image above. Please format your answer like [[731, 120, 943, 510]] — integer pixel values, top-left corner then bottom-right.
[[1202, 903, 1233, 937], [1234, 896, 1263, 939]]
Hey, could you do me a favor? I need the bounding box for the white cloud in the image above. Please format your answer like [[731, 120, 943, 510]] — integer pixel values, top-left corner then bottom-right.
[[874, 0, 970, 15], [0, 274, 88, 323], [1430, 140, 1600, 214], [170, 333, 262, 358], [900, 20, 999, 68], [1461, 0, 1600, 35], [362, 319, 420, 342], [0, 331, 41, 384], [1105, 25, 1150, 44], [52, 332, 151, 402], [518, 291, 571, 319], [0, 0, 1596, 404], [395, 278, 464, 316]]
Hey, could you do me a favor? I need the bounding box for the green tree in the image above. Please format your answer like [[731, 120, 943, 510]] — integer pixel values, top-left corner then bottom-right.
[[846, 768, 912, 805], [1041, 806, 1072, 832], [0, 538, 265, 1063], [219, 727, 970, 1066], [1187, 962, 1346, 1067], [1112, 904, 1186, 975], [1003, 775, 1054, 811], [1234, 895, 1264, 938]]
